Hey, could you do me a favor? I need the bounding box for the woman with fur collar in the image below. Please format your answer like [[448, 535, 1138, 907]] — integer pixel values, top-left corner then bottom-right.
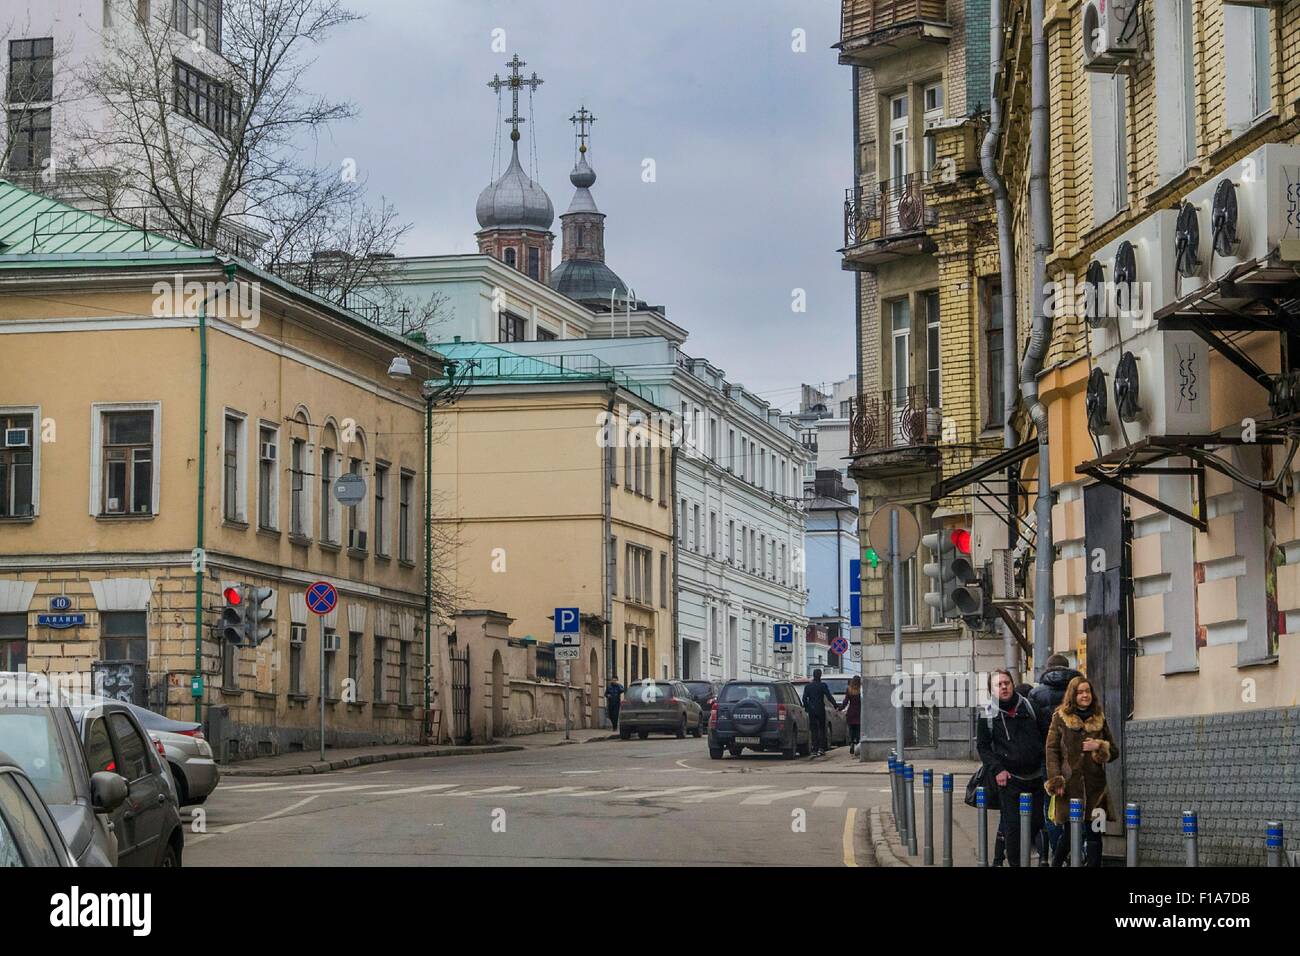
[[1044, 676, 1117, 866]]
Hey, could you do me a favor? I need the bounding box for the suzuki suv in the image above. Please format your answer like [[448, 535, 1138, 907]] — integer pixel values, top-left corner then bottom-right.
[[707, 680, 810, 759]]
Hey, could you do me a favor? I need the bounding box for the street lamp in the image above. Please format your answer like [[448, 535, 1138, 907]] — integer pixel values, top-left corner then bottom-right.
[[388, 352, 472, 742]]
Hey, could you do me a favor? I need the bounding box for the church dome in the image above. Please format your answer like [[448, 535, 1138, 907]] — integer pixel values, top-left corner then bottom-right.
[[549, 257, 629, 304], [476, 145, 554, 231]]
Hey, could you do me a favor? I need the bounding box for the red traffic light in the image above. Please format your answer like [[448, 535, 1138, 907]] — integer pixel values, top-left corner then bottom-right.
[[950, 529, 972, 555], [223, 586, 242, 605]]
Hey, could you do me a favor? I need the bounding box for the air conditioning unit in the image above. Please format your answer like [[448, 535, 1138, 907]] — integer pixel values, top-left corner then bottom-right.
[[290, 628, 306, 645], [348, 529, 367, 550], [1086, 209, 1181, 358], [323, 632, 341, 652], [1085, 327, 1211, 455], [260, 442, 277, 461], [1175, 142, 1300, 292], [3, 428, 30, 448], [1081, 0, 1142, 72]]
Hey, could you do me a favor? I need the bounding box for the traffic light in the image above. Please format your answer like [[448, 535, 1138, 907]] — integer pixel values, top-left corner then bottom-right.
[[922, 528, 983, 622], [245, 586, 274, 645], [220, 585, 247, 645]]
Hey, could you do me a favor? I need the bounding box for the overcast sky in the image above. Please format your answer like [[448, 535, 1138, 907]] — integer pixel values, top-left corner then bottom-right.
[[302, 0, 854, 411]]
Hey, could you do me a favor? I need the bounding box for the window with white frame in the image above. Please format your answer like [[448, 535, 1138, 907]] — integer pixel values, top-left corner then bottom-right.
[[288, 623, 305, 695], [1223, 6, 1271, 133], [925, 291, 941, 409], [692, 504, 701, 552], [1155, 0, 1197, 180], [727, 519, 735, 562], [257, 424, 278, 530], [0, 409, 37, 518], [923, 82, 944, 174], [290, 436, 309, 536], [1090, 71, 1129, 223], [373, 462, 390, 556], [346, 456, 367, 551], [889, 93, 909, 182], [660, 552, 668, 607], [222, 411, 246, 522], [93, 405, 159, 517], [709, 511, 717, 557], [399, 470, 415, 562], [319, 441, 338, 545]]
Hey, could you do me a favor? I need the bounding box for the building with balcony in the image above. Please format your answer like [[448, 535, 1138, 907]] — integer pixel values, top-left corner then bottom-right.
[[836, 0, 1007, 758]]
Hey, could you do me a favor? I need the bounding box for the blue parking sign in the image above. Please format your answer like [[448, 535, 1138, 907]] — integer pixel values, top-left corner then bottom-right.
[[554, 607, 580, 634], [773, 623, 794, 645]]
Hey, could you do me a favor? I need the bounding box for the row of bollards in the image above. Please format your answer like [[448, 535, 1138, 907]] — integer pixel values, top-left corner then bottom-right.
[[888, 754, 958, 866]]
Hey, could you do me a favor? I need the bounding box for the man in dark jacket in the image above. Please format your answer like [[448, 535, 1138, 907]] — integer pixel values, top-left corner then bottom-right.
[[976, 669, 1046, 867], [605, 679, 625, 731], [802, 669, 837, 757], [1028, 654, 1081, 859]]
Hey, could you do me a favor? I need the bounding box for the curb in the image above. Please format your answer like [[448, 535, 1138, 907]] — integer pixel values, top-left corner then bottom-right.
[[869, 806, 910, 867], [223, 744, 524, 777]]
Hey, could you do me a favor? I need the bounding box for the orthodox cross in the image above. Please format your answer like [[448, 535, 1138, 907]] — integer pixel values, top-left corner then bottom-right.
[[569, 105, 597, 154], [488, 54, 543, 142]]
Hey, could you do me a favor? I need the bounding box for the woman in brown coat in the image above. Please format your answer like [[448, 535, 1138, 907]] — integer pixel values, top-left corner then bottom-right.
[[1044, 676, 1118, 866]]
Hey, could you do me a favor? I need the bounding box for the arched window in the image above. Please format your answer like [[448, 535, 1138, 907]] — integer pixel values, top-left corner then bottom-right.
[[503, 247, 517, 268]]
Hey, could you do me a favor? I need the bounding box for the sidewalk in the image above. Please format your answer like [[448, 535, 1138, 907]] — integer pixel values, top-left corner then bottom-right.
[[221, 728, 618, 777], [779, 748, 982, 777], [869, 791, 985, 867]]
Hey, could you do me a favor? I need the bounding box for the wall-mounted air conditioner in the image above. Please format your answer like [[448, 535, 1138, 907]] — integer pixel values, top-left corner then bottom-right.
[[1085, 209, 1180, 358], [3, 428, 30, 448], [1086, 327, 1211, 455], [348, 529, 367, 550], [1081, 0, 1142, 72], [323, 632, 341, 652], [260, 442, 277, 461], [1175, 142, 1300, 292]]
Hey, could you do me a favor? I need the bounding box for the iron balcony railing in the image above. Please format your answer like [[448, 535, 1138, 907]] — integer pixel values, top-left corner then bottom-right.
[[840, 0, 949, 44], [849, 386, 942, 454], [844, 172, 938, 247]]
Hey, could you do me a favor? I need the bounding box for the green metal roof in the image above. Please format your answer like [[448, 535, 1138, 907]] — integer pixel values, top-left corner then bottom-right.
[[433, 341, 657, 402], [0, 179, 197, 258]]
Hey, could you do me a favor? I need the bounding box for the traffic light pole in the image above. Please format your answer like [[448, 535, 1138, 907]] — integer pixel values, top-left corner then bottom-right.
[[891, 508, 905, 768]]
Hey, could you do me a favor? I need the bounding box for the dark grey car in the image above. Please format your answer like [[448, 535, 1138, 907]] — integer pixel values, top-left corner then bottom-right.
[[0, 753, 75, 866], [707, 680, 810, 759], [618, 680, 704, 739], [680, 680, 721, 735]]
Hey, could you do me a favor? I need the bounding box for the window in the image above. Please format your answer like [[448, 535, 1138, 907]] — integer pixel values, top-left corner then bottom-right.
[[923, 82, 943, 173], [1090, 72, 1129, 222], [100, 611, 146, 663], [5, 107, 50, 173], [348, 631, 362, 696], [659, 553, 668, 607], [399, 470, 415, 562], [222, 412, 245, 522], [290, 438, 309, 536], [727, 519, 735, 562], [346, 457, 365, 550], [399, 643, 410, 705], [503, 247, 516, 268], [0, 614, 26, 671], [323, 627, 337, 699], [373, 636, 385, 702], [319, 445, 337, 544], [536, 327, 557, 341], [172, 59, 240, 138], [678, 499, 686, 546], [289, 623, 305, 696], [658, 445, 667, 505], [99, 408, 155, 516], [1224, 7, 1271, 131], [257, 425, 278, 530], [7, 38, 53, 103], [107, 714, 149, 781], [759, 534, 766, 576], [692, 504, 701, 552], [498, 311, 526, 342], [727, 428, 735, 473], [986, 285, 1005, 428], [709, 511, 717, 557], [0, 412, 35, 518], [1153, 0, 1197, 178], [171, 1, 222, 54], [373, 463, 389, 555], [890, 299, 911, 402], [889, 93, 909, 181], [924, 291, 941, 409], [610, 536, 618, 596], [527, 247, 540, 280]]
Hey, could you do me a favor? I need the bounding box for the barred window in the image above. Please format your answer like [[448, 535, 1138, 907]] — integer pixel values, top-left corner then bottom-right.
[[172, 59, 240, 139]]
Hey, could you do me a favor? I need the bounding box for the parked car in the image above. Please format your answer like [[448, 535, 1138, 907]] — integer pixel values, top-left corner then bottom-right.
[[0, 752, 76, 867], [0, 696, 124, 867], [127, 703, 219, 806], [70, 699, 185, 866], [707, 680, 810, 759], [618, 679, 704, 740], [680, 680, 721, 735], [791, 678, 848, 748]]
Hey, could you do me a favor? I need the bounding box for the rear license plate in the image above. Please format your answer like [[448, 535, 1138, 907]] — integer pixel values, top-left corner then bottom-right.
[[736, 736, 760, 745]]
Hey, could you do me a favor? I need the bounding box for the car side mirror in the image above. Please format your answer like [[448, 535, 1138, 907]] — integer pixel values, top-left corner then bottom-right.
[[90, 771, 128, 814]]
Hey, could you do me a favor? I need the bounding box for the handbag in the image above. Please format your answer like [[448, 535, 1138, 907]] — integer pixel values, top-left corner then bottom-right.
[[964, 763, 989, 808]]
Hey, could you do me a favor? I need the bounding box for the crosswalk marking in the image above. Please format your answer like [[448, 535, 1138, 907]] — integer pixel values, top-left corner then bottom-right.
[[379, 784, 459, 795], [814, 790, 847, 808], [611, 785, 711, 799], [499, 786, 582, 798], [445, 785, 523, 796], [740, 788, 819, 805], [681, 785, 772, 802]]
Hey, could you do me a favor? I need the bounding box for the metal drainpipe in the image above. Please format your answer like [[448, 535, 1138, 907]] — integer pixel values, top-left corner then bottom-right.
[[982, 0, 1021, 671], [604, 390, 615, 681], [852, 66, 864, 393], [1023, 0, 1055, 679], [193, 263, 237, 724], [671, 442, 681, 678]]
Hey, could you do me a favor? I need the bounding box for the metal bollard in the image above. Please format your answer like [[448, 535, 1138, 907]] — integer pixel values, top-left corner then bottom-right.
[[976, 785, 989, 867], [1019, 791, 1032, 868], [1266, 821, 1283, 868], [1070, 797, 1083, 867], [905, 764, 918, 856], [888, 754, 898, 820], [1183, 810, 1198, 867], [1125, 803, 1140, 867], [895, 760, 908, 844], [922, 768, 934, 865], [942, 772, 953, 867]]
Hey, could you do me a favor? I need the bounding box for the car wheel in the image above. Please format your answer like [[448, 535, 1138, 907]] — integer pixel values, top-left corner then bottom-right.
[[676, 716, 687, 739], [619, 728, 632, 740], [169, 763, 189, 806], [781, 731, 796, 760], [708, 745, 723, 760], [637, 730, 649, 740], [798, 731, 811, 756], [727, 744, 743, 757], [691, 717, 703, 739], [159, 837, 181, 868]]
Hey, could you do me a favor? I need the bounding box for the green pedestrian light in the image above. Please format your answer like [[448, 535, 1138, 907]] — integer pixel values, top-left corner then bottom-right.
[[864, 547, 879, 569]]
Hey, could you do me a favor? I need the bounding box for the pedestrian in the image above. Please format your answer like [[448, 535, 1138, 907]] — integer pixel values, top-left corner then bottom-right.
[[992, 679, 1039, 867], [801, 668, 837, 757], [1029, 654, 1082, 861], [976, 669, 1048, 867], [838, 675, 862, 755], [605, 678, 625, 731], [1044, 676, 1117, 867]]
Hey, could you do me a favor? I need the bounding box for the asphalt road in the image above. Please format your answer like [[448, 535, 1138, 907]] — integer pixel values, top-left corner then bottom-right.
[[185, 738, 889, 866]]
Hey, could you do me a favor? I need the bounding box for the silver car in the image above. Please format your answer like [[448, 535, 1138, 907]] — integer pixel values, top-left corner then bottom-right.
[[618, 679, 704, 740], [127, 704, 219, 806]]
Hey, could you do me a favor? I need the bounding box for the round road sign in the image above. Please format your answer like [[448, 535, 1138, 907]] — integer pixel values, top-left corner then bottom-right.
[[306, 581, 338, 616], [831, 635, 850, 656], [333, 473, 367, 507], [866, 504, 921, 562]]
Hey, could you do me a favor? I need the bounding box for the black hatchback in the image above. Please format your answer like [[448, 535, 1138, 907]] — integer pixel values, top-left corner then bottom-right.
[[707, 680, 810, 760]]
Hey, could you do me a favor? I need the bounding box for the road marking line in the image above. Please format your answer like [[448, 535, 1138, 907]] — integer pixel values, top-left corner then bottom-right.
[[740, 788, 819, 805], [815, 790, 848, 808], [282, 784, 395, 794], [379, 784, 459, 795], [843, 807, 858, 867], [499, 786, 582, 798], [560, 770, 603, 775], [680, 785, 772, 802], [444, 785, 523, 796], [611, 785, 711, 799], [188, 794, 320, 844]]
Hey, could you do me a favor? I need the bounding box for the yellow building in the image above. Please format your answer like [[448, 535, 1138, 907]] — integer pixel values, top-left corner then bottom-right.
[[990, 0, 1300, 862], [0, 183, 444, 760], [429, 343, 676, 695]]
